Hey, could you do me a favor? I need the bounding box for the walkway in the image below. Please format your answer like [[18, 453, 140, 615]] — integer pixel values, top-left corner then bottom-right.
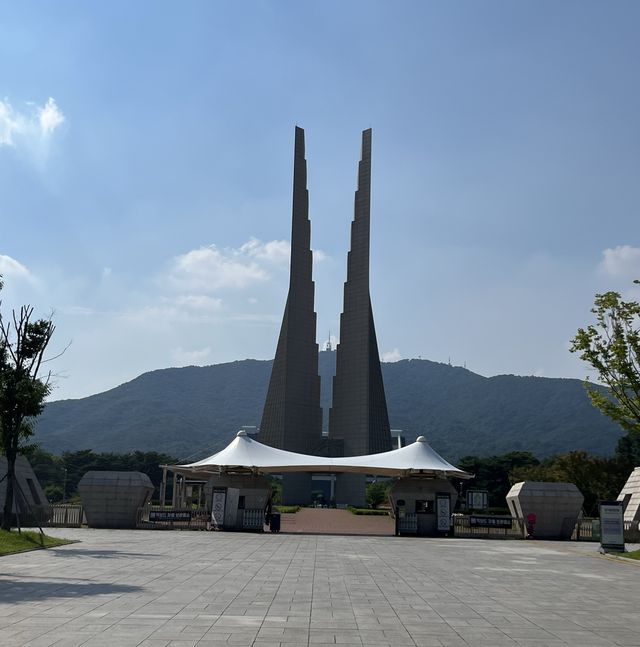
[[1, 529, 640, 646], [280, 508, 393, 535]]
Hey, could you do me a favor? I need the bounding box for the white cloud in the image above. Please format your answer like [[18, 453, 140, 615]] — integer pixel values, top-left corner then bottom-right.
[[169, 245, 267, 291], [382, 348, 402, 362], [599, 245, 640, 278], [240, 237, 290, 265], [171, 346, 212, 365], [313, 249, 329, 263], [0, 254, 32, 281], [168, 238, 299, 293], [38, 98, 65, 135], [0, 97, 65, 148]]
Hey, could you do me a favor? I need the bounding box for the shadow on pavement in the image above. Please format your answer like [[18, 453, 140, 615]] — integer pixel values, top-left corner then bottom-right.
[[0, 578, 142, 603], [48, 547, 160, 559]]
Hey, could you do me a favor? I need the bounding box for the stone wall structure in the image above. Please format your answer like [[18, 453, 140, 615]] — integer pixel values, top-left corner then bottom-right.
[[79, 471, 154, 528], [0, 455, 49, 522], [618, 466, 640, 522], [506, 481, 584, 539]]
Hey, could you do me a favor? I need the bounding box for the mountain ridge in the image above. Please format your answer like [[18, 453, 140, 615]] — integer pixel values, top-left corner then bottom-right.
[[34, 353, 622, 461]]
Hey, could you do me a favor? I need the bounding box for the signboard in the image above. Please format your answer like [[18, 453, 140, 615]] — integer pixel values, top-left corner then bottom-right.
[[469, 515, 512, 529], [599, 500, 625, 551], [211, 489, 227, 529], [436, 494, 451, 532], [466, 490, 489, 510], [149, 510, 192, 522]]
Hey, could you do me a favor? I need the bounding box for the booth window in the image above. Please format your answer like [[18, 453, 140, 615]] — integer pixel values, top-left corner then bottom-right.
[[415, 500, 434, 514]]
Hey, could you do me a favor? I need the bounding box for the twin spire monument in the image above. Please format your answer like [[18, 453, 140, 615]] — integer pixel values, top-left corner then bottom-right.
[[259, 127, 391, 505]]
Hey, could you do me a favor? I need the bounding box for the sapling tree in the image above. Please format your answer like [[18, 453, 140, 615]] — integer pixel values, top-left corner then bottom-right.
[[0, 276, 55, 530]]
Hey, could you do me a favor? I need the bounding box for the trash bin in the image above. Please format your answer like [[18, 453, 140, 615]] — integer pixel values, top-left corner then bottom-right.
[[270, 512, 281, 533]]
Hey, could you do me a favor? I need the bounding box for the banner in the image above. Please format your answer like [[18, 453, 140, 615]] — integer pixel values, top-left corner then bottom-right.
[[469, 515, 513, 528], [436, 494, 451, 532], [211, 489, 227, 529]]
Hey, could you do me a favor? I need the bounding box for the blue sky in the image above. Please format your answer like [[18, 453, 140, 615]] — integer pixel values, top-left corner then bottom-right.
[[1, 1, 639, 401]]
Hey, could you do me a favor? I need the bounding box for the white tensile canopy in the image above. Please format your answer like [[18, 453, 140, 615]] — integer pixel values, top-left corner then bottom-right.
[[167, 430, 472, 479]]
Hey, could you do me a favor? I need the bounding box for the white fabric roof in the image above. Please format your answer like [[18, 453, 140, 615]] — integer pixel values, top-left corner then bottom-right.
[[168, 431, 472, 479]]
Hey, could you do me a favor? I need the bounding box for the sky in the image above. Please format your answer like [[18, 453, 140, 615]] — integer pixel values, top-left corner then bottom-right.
[[1, 1, 639, 401]]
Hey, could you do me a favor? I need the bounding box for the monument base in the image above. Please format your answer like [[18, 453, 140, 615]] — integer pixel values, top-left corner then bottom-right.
[[335, 473, 366, 507], [282, 473, 313, 505]]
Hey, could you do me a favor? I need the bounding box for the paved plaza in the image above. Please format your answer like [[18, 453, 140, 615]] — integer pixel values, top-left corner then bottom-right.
[[1, 529, 639, 647]]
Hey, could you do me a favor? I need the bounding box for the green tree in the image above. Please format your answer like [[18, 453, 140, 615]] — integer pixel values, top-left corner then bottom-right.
[[571, 283, 640, 434], [458, 451, 539, 508], [0, 276, 55, 530], [366, 481, 388, 509], [511, 450, 629, 515]]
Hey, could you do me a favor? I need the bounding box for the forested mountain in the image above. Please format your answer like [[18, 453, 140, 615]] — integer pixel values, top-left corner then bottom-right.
[[34, 352, 622, 461]]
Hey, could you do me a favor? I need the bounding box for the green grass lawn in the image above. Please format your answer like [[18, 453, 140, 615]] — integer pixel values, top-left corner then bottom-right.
[[612, 549, 640, 560], [274, 505, 300, 513], [0, 529, 73, 556]]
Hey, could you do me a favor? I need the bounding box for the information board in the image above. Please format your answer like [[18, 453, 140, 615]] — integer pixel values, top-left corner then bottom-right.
[[466, 490, 489, 510], [599, 501, 625, 551]]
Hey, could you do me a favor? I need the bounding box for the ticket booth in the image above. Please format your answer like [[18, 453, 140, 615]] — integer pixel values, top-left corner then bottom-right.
[[391, 477, 457, 536]]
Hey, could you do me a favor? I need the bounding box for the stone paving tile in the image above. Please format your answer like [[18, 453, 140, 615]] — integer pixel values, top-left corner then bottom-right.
[[1, 530, 640, 646]]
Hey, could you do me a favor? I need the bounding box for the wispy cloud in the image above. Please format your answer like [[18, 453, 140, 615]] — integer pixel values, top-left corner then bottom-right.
[[0, 254, 33, 281], [0, 97, 65, 154], [174, 294, 223, 312], [599, 245, 640, 278]]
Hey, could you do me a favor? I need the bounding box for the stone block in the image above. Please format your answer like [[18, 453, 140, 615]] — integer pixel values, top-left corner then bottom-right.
[[78, 471, 154, 528], [0, 454, 50, 523], [506, 481, 584, 539], [617, 466, 640, 522]]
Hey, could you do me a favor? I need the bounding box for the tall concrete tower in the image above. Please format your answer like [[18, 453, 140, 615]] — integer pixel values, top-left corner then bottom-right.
[[329, 129, 391, 504], [260, 128, 322, 501]]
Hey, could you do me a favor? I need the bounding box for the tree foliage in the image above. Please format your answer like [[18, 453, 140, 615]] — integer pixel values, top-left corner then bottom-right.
[[457, 451, 539, 508], [571, 283, 640, 434], [24, 447, 179, 503], [365, 481, 389, 509], [0, 276, 55, 529], [511, 450, 630, 516]]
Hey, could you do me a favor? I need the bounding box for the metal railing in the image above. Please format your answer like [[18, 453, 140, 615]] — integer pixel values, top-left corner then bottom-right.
[[47, 504, 84, 528], [241, 509, 265, 530], [396, 512, 418, 535], [571, 518, 600, 541], [136, 505, 266, 531]]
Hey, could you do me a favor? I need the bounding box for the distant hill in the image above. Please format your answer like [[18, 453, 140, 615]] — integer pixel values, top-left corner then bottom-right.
[[34, 352, 623, 461]]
